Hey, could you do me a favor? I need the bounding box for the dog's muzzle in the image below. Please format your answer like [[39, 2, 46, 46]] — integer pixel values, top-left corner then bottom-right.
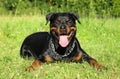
[[50, 26, 76, 47]]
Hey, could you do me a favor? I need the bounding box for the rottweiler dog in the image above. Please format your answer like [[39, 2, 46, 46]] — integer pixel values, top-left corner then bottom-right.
[[20, 12, 105, 71]]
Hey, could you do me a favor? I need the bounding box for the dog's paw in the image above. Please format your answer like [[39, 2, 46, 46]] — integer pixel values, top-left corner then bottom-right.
[[25, 66, 35, 71], [96, 64, 107, 70]]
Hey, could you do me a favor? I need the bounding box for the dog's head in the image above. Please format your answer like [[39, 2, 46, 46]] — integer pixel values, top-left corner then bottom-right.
[[46, 12, 80, 47]]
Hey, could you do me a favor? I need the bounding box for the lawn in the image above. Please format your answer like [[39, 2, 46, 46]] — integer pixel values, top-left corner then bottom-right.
[[0, 16, 120, 79]]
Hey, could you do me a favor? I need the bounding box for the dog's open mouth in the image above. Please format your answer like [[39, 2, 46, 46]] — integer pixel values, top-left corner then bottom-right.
[[58, 31, 74, 47], [51, 28, 75, 47]]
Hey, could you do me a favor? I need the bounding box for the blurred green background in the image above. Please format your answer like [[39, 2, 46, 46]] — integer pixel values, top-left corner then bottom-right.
[[0, 0, 120, 17]]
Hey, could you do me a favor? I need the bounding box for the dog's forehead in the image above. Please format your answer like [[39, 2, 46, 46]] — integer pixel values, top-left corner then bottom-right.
[[56, 16, 69, 20], [54, 13, 72, 19]]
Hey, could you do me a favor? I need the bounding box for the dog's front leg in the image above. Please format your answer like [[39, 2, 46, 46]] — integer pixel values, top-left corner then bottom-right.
[[73, 52, 106, 69], [82, 53, 106, 70], [75, 39, 106, 69], [25, 56, 53, 71], [25, 60, 42, 71]]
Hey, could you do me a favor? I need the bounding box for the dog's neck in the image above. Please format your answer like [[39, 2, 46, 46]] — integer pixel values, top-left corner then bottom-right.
[[49, 38, 76, 60]]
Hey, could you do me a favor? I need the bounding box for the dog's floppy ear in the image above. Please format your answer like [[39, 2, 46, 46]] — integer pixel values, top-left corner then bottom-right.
[[69, 12, 81, 24], [46, 13, 55, 25]]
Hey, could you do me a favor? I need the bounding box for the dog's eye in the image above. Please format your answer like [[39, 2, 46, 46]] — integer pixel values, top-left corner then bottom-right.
[[66, 20, 72, 23], [56, 19, 61, 24]]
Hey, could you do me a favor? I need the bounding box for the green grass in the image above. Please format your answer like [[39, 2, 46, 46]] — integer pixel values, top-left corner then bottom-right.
[[0, 16, 120, 79]]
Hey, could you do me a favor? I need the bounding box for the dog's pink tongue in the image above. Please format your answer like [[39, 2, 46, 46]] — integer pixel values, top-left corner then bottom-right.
[[59, 35, 69, 47]]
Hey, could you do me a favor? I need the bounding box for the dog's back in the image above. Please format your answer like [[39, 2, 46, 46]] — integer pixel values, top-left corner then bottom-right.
[[20, 32, 50, 59]]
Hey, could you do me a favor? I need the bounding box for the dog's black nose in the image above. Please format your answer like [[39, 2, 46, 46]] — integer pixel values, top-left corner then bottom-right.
[[60, 28, 67, 35], [60, 25, 66, 29]]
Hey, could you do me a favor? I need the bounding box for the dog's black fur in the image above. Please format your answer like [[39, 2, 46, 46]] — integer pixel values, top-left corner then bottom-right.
[[20, 12, 105, 71]]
